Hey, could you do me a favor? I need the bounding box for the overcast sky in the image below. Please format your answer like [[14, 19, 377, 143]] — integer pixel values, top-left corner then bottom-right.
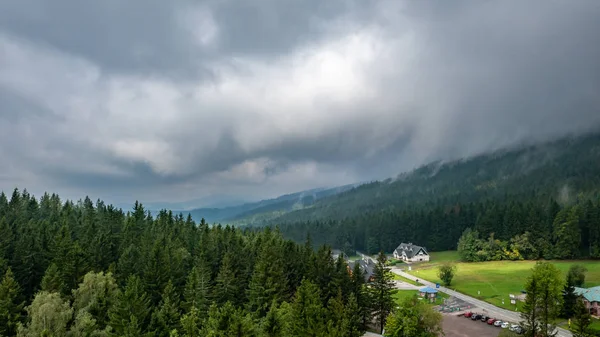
[[1, 0, 600, 206]]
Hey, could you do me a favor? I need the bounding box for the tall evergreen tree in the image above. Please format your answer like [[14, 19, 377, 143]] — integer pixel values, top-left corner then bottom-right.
[[572, 297, 592, 337], [214, 253, 239, 306], [182, 262, 212, 318], [520, 262, 563, 337], [108, 275, 152, 336], [284, 280, 327, 337], [0, 268, 25, 336], [369, 252, 396, 334], [40, 263, 64, 294], [150, 280, 182, 337], [247, 241, 287, 316]]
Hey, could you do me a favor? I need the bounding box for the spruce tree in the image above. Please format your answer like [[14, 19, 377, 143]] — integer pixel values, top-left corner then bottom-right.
[[214, 253, 239, 306], [247, 242, 287, 316], [284, 279, 327, 336], [108, 275, 152, 336], [369, 252, 396, 334], [182, 262, 212, 318], [150, 280, 182, 337], [0, 268, 25, 336], [562, 271, 578, 318], [40, 263, 64, 294], [572, 297, 592, 337]]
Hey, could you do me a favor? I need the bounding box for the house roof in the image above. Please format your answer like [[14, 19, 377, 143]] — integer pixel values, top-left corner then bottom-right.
[[394, 243, 428, 259], [574, 286, 600, 303], [419, 286, 438, 293], [348, 258, 376, 282]]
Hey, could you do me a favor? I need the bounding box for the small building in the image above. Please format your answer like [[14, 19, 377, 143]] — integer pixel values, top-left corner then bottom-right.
[[419, 286, 438, 303], [348, 255, 376, 283], [574, 286, 600, 316], [393, 243, 430, 262]]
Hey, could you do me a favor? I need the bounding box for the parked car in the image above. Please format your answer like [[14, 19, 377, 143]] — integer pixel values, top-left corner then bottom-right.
[[481, 315, 490, 322], [473, 314, 483, 320], [464, 312, 473, 318], [487, 318, 496, 325], [509, 324, 519, 332], [501, 322, 510, 329], [514, 326, 524, 334], [494, 320, 503, 327]]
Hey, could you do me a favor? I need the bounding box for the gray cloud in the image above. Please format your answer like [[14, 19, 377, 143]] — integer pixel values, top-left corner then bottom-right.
[[0, 0, 599, 206]]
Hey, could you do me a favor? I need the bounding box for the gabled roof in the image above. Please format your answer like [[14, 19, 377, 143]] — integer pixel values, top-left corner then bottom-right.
[[574, 286, 600, 303], [394, 243, 428, 259], [348, 258, 376, 282]]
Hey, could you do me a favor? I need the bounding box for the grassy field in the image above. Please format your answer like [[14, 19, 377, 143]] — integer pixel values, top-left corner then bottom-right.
[[405, 251, 600, 311], [392, 289, 449, 307]]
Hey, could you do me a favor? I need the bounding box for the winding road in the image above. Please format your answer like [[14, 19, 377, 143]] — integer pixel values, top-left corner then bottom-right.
[[391, 268, 573, 337]]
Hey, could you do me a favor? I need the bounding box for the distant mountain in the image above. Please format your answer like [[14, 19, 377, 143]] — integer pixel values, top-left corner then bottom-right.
[[178, 183, 362, 223], [234, 131, 600, 226]]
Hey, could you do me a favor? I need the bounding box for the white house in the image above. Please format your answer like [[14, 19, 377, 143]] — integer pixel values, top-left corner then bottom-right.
[[393, 243, 430, 262]]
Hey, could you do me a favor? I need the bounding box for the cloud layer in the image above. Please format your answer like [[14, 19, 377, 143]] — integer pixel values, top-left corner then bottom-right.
[[1, 0, 599, 205]]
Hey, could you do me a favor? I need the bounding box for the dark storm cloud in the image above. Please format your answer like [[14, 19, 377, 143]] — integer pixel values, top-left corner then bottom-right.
[[0, 0, 373, 78], [0, 0, 599, 205]]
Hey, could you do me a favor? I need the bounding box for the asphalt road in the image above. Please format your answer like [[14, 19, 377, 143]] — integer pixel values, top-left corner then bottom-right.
[[391, 268, 573, 337]]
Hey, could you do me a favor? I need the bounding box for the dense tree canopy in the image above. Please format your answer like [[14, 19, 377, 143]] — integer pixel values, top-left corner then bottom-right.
[[263, 134, 600, 258], [0, 189, 370, 336]]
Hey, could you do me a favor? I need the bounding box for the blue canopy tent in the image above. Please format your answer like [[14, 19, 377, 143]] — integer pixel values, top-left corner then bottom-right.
[[419, 286, 439, 302]]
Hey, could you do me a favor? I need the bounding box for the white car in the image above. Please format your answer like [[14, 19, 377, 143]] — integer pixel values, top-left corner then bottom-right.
[[501, 322, 510, 329], [510, 324, 519, 331], [494, 320, 503, 327]]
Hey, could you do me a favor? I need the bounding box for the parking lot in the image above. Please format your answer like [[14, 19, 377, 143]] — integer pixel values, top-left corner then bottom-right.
[[442, 314, 502, 337]]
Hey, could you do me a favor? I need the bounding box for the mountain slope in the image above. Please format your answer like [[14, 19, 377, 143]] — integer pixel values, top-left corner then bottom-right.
[[261, 132, 600, 258], [180, 183, 361, 223], [233, 132, 600, 226]]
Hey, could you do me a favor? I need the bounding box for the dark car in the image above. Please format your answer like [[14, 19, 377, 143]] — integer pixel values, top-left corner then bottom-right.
[[472, 314, 482, 320]]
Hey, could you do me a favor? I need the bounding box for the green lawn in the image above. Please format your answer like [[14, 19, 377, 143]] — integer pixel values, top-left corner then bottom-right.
[[392, 290, 449, 307], [406, 251, 600, 311]]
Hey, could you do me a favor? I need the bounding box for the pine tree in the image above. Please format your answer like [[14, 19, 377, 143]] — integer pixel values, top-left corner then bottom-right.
[[40, 263, 64, 294], [572, 297, 592, 337], [284, 279, 327, 337], [0, 268, 25, 336], [108, 275, 152, 336], [520, 262, 563, 337], [150, 280, 182, 337], [562, 271, 578, 319], [214, 253, 239, 306], [369, 252, 396, 334], [180, 307, 202, 337], [247, 241, 287, 316], [182, 262, 212, 318]]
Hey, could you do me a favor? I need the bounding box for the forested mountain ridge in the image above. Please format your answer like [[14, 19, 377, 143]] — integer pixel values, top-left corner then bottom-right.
[[177, 183, 361, 224], [267, 133, 600, 224], [0, 191, 371, 336], [263, 133, 600, 259]]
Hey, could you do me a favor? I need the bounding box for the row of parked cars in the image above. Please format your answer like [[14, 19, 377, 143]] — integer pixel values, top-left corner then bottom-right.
[[462, 311, 524, 334]]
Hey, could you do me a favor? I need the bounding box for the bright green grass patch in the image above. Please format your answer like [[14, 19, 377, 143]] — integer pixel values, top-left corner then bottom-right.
[[407, 253, 600, 311], [392, 290, 449, 307]]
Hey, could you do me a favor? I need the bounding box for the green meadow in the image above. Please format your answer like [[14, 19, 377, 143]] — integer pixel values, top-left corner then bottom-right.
[[405, 251, 600, 312]]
